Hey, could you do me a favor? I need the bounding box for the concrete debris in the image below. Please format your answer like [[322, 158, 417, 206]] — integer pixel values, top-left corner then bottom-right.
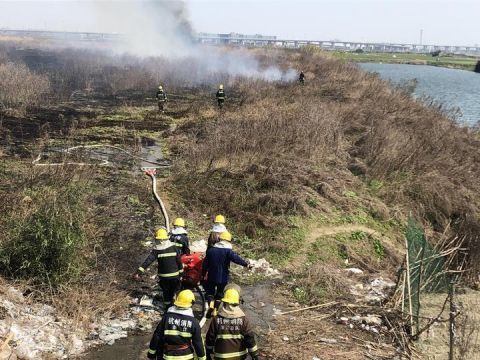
[[345, 268, 364, 275], [272, 306, 283, 316], [362, 315, 383, 326], [282, 335, 289, 341], [97, 320, 135, 346], [365, 278, 396, 305], [312, 357, 321, 360], [365, 294, 384, 305], [190, 239, 207, 253], [370, 278, 396, 291], [318, 338, 338, 344], [247, 258, 282, 278], [348, 275, 396, 305], [139, 295, 154, 307]]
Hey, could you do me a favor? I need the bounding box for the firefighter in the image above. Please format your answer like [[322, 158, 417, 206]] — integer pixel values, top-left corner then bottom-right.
[[216, 84, 225, 109], [135, 228, 183, 310], [207, 214, 227, 249], [148, 289, 206, 360], [156, 85, 167, 113], [170, 217, 190, 255], [202, 231, 251, 316], [299, 71, 305, 85], [206, 288, 259, 360]]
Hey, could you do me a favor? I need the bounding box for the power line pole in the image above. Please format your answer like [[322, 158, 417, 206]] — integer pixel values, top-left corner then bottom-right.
[[420, 29, 424, 45]]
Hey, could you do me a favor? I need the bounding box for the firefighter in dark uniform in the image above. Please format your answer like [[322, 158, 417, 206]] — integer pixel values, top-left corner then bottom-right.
[[148, 289, 206, 360], [170, 217, 190, 255], [299, 71, 305, 85], [216, 84, 225, 109], [206, 288, 259, 360], [136, 228, 183, 309], [202, 231, 251, 317], [156, 85, 167, 113]]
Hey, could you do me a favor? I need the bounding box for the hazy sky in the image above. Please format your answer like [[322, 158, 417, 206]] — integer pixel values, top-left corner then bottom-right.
[[0, 0, 479, 46]]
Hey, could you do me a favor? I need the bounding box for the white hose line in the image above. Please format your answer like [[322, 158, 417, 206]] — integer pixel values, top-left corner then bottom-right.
[[32, 144, 171, 167], [146, 170, 170, 233]]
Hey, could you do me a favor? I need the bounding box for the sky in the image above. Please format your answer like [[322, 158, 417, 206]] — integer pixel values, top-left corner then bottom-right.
[[0, 0, 479, 46]]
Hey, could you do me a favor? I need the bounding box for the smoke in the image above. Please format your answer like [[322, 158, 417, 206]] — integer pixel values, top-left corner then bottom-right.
[[91, 0, 295, 83]]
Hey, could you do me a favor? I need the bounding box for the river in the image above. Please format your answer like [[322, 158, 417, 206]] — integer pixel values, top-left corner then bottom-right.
[[359, 63, 480, 125]]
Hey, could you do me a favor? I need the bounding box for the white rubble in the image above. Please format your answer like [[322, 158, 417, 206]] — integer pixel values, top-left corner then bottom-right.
[[0, 285, 160, 359], [190, 239, 207, 253], [345, 268, 364, 275], [247, 258, 282, 278], [318, 338, 338, 344]]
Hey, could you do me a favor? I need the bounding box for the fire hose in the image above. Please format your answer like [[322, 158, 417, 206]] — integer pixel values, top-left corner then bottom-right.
[[144, 168, 170, 233], [33, 144, 170, 167]]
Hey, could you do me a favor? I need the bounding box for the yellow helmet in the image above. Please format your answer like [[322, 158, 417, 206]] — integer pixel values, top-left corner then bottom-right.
[[222, 288, 240, 305], [214, 214, 226, 224], [173, 218, 185, 227], [174, 289, 195, 308], [219, 231, 232, 242], [219, 84, 224, 90], [158, 85, 163, 90], [155, 228, 169, 240]]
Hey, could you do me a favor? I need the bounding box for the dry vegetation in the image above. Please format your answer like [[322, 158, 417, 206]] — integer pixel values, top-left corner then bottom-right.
[[0, 39, 479, 358], [169, 48, 480, 275], [0, 63, 50, 112]]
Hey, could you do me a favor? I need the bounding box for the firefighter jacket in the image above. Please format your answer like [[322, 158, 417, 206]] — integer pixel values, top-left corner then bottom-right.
[[170, 227, 190, 255], [148, 306, 206, 360], [157, 90, 167, 102], [138, 240, 183, 279], [216, 90, 225, 100], [202, 241, 248, 284], [206, 304, 259, 360]]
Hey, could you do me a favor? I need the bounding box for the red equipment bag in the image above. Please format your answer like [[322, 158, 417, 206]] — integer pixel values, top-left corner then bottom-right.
[[181, 253, 204, 286]]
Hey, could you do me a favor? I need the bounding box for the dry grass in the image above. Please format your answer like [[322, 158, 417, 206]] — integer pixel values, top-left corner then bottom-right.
[[51, 283, 130, 330], [0, 62, 50, 112], [418, 289, 480, 359], [169, 47, 480, 273]]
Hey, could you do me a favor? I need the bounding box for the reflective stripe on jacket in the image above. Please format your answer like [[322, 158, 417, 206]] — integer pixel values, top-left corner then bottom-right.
[[148, 307, 206, 360], [139, 240, 183, 278], [206, 305, 258, 360], [170, 232, 190, 256], [216, 90, 225, 100], [157, 90, 167, 101]]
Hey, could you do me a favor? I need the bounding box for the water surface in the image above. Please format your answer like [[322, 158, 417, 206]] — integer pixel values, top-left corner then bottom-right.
[[359, 63, 480, 125]]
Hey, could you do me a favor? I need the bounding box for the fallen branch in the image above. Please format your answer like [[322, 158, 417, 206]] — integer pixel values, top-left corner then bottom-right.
[[277, 301, 338, 315]]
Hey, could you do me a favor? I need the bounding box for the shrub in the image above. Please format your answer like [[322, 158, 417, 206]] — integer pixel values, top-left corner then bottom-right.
[[0, 62, 50, 111], [0, 184, 87, 286]]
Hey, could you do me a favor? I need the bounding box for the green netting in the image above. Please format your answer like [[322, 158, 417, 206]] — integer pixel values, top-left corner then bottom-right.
[[404, 218, 449, 334]]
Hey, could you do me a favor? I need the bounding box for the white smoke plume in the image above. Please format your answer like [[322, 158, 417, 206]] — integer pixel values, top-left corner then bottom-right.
[[90, 0, 296, 82]]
